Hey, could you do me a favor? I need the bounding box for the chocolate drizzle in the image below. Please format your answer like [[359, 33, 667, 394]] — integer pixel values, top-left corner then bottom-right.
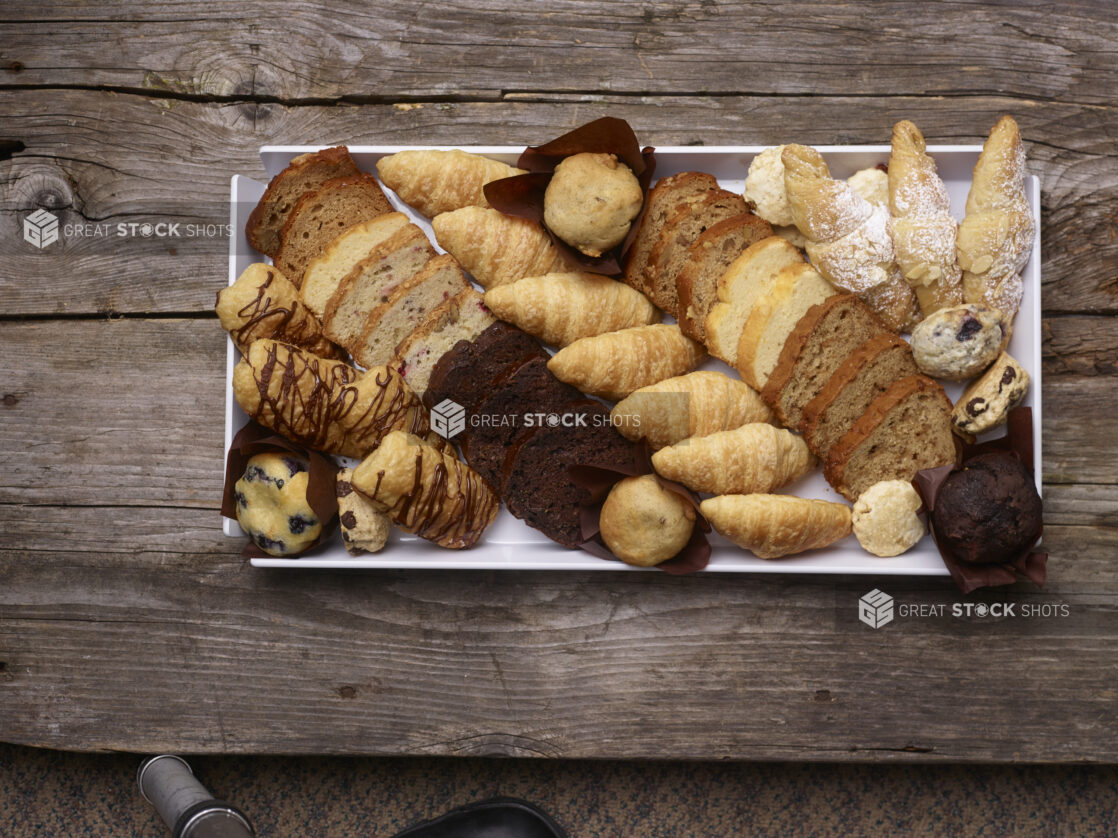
[[223, 267, 339, 359]]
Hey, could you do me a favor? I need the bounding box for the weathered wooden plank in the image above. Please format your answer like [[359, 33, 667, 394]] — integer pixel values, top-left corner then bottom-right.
[[1, 91, 1115, 316], [0, 522, 1114, 759], [1043, 315, 1118, 377], [1, 1, 1116, 105]]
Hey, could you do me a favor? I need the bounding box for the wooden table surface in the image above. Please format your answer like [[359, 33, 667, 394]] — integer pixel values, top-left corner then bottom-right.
[[2, 1, 1116, 762]]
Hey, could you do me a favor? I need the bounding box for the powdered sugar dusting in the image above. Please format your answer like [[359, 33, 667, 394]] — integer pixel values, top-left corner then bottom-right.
[[805, 203, 895, 293]]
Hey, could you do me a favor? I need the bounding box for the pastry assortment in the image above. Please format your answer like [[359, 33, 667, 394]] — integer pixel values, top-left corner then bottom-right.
[[219, 115, 1040, 585]]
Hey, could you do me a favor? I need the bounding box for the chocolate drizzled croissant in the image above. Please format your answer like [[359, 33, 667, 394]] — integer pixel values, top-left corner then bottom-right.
[[233, 339, 437, 459]]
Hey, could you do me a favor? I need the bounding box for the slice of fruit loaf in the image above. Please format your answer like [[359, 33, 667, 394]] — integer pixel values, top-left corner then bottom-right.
[[351, 254, 470, 368], [622, 172, 720, 298], [735, 263, 836, 391], [823, 374, 957, 501], [274, 173, 394, 288], [760, 294, 889, 430], [801, 333, 919, 459], [645, 189, 749, 316], [246, 146, 361, 257], [704, 235, 804, 364], [676, 213, 773, 342], [300, 212, 411, 319], [322, 225, 436, 351], [393, 288, 496, 397]]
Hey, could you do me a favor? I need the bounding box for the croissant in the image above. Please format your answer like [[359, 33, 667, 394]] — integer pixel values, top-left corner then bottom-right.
[[376, 149, 525, 218], [888, 120, 964, 317], [546, 324, 706, 401], [610, 371, 774, 449], [483, 271, 660, 347], [352, 430, 498, 549], [957, 115, 1034, 318], [651, 423, 815, 496], [233, 339, 437, 459], [216, 263, 341, 359], [431, 206, 576, 289], [700, 494, 852, 559]]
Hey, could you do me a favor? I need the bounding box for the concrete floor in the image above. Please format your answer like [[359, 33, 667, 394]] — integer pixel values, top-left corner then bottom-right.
[[2, 744, 1116, 837]]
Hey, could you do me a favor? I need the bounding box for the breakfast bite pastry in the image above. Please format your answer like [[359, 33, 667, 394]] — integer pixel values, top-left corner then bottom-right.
[[216, 263, 340, 360], [543, 152, 644, 258], [851, 480, 925, 557], [610, 370, 774, 450], [483, 271, 660, 348], [846, 167, 889, 208], [547, 324, 706, 401], [951, 351, 1030, 437], [233, 339, 436, 459], [336, 468, 391, 555], [375, 149, 526, 218], [651, 423, 815, 496], [599, 474, 696, 566], [352, 431, 498, 549], [431, 206, 576, 289], [910, 303, 1009, 380], [700, 494, 852, 559], [744, 146, 795, 227], [234, 452, 323, 557], [957, 115, 1035, 319]]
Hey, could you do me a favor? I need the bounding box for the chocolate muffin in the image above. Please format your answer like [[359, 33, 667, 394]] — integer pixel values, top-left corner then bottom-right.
[[932, 451, 1042, 565], [502, 400, 635, 548]]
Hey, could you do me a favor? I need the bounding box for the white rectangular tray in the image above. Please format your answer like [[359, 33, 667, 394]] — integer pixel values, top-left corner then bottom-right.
[[225, 145, 1042, 574]]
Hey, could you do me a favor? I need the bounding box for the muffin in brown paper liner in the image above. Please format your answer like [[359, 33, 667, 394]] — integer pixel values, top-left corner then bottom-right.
[[914, 407, 1046, 593], [483, 116, 656, 276], [568, 441, 711, 574], [221, 420, 340, 558]]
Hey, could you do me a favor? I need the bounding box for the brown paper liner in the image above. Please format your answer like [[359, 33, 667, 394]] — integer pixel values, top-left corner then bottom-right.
[[568, 441, 711, 574], [221, 420, 340, 558], [913, 407, 1046, 593], [483, 116, 656, 276]]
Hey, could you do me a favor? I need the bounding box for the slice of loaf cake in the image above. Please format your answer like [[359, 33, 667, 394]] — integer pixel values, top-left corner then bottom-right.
[[274, 173, 394, 288], [645, 189, 749, 316], [393, 288, 496, 397], [823, 374, 957, 501], [676, 213, 773, 342], [622, 172, 720, 298], [351, 254, 470, 368], [735, 263, 836, 391], [704, 236, 805, 364], [300, 212, 411, 319], [802, 333, 918, 459], [322, 225, 435, 351], [760, 295, 888, 430], [246, 146, 361, 257]]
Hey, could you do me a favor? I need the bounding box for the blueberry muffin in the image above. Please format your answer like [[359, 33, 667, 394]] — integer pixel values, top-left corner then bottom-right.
[[234, 452, 322, 556]]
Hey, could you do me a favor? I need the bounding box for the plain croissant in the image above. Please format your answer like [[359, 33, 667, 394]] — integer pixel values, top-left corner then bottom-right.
[[956, 115, 1035, 319], [700, 494, 852, 559], [352, 430, 498, 549], [431, 206, 576, 289], [376, 149, 525, 218], [651, 423, 815, 496], [611, 371, 774, 449], [547, 324, 706, 402], [889, 120, 964, 317], [483, 271, 660, 347]]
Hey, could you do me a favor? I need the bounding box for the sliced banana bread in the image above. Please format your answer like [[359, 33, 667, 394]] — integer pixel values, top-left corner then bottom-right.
[[393, 288, 496, 397], [351, 254, 470, 368], [676, 213, 773, 342], [246, 146, 361, 257], [824, 374, 957, 501], [704, 235, 804, 364], [622, 172, 720, 298], [322, 225, 435, 352], [735, 263, 836, 391], [645, 189, 749, 316], [760, 294, 888, 430], [274, 173, 394, 288], [802, 333, 919, 459]]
